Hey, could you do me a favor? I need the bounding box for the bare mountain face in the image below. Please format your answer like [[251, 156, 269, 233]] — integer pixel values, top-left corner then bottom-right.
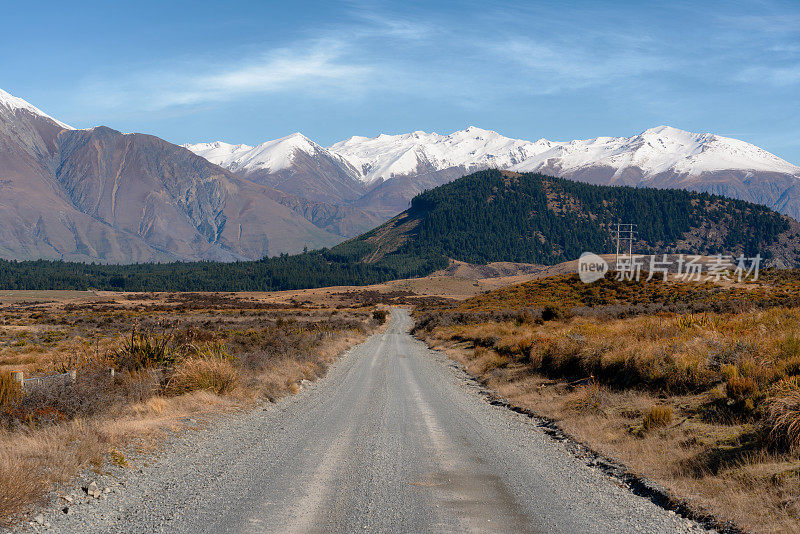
[[0, 89, 343, 262], [184, 135, 383, 237], [189, 125, 800, 220]]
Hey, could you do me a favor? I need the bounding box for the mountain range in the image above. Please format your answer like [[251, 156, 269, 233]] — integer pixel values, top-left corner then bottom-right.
[[1, 86, 799, 264], [187, 125, 800, 219]]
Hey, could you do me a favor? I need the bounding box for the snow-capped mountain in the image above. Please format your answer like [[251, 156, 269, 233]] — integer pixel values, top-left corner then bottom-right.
[[511, 125, 799, 179], [184, 133, 365, 203], [330, 125, 799, 184], [191, 125, 800, 218], [329, 126, 546, 185]]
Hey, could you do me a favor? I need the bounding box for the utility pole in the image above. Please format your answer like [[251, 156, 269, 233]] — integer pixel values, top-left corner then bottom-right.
[[628, 224, 634, 257], [614, 223, 637, 266]]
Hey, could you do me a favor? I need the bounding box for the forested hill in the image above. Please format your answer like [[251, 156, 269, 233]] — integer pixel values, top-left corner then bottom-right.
[[1, 170, 799, 291], [337, 169, 800, 267]]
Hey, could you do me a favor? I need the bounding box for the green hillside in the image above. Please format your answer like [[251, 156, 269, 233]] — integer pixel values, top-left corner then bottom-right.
[[336, 169, 797, 265]]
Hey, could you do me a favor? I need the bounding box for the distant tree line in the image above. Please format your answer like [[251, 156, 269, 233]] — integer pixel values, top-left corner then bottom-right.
[[0, 249, 447, 292]]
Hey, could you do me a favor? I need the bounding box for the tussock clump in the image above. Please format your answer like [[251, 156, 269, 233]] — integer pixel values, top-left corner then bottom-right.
[[167, 357, 239, 395], [766, 387, 800, 452], [726, 375, 759, 405], [167, 340, 238, 395], [564, 379, 604, 414], [643, 405, 673, 430], [0, 373, 21, 407], [0, 456, 44, 527], [189, 341, 233, 361]]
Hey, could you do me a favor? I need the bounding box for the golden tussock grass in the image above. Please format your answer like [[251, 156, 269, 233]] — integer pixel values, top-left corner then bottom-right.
[[766, 389, 800, 452], [167, 357, 239, 396], [421, 303, 800, 534], [642, 405, 673, 430]]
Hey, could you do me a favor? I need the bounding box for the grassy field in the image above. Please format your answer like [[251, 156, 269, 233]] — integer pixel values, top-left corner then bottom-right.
[[414, 270, 800, 534], [0, 291, 389, 527]]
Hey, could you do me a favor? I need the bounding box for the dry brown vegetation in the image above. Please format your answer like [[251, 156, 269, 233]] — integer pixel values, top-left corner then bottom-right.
[[415, 270, 800, 534], [0, 292, 385, 527]]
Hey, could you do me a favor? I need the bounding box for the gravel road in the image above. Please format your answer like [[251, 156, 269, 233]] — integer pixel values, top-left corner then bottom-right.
[[27, 309, 708, 533]]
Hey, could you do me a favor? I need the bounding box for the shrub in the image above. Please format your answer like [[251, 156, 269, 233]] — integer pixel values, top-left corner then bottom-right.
[[372, 309, 389, 324], [643, 405, 673, 430], [542, 304, 564, 322], [0, 367, 140, 428], [167, 358, 239, 395], [112, 330, 177, 371]]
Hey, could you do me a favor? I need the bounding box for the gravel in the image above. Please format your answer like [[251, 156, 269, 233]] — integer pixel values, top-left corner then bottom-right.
[[15, 309, 712, 533]]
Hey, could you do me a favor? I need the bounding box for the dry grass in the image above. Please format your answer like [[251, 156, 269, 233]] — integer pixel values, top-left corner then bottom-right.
[[0, 292, 384, 527], [425, 307, 800, 404], [446, 270, 800, 313], [0, 457, 44, 525], [416, 277, 800, 534]]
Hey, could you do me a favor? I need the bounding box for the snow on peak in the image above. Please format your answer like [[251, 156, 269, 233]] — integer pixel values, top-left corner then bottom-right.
[[328, 127, 541, 184], [328, 125, 800, 184], [184, 132, 352, 175], [511, 125, 800, 178], [0, 87, 73, 129], [186, 125, 799, 186]]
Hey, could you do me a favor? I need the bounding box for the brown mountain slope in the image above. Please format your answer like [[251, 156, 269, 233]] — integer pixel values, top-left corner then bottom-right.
[[0, 103, 344, 262]]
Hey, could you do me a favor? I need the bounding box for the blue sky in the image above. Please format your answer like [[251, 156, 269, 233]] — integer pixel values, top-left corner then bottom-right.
[[2, 0, 799, 163]]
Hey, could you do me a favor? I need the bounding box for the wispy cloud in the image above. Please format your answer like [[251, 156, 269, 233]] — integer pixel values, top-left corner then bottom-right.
[[481, 37, 678, 95], [736, 65, 800, 87], [78, 39, 373, 114]]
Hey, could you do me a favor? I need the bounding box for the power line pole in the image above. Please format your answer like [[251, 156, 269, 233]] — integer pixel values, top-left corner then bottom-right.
[[628, 224, 634, 257], [614, 223, 637, 267]]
